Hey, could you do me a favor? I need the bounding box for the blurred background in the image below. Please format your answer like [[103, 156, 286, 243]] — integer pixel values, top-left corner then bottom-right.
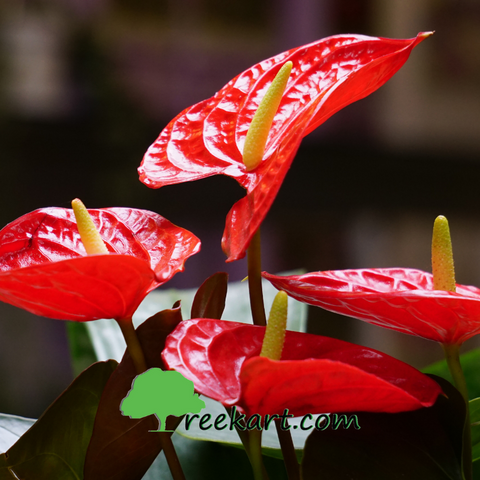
[[0, 0, 480, 419]]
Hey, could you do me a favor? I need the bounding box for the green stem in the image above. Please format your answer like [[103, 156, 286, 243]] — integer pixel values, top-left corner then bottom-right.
[[226, 406, 250, 450], [274, 419, 300, 480], [248, 429, 269, 480], [226, 407, 270, 479], [442, 343, 472, 480], [116, 317, 147, 374], [116, 317, 186, 480], [248, 228, 267, 326]]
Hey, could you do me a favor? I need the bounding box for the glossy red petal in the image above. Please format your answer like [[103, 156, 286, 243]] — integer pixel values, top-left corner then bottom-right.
[[0, 207, 200, 286], [0, 207, 200, 321], [221, 108, 308, 260], [239, 356, 437, 418], [140, 33, 430, 261], [162, 319, 442, 417], [0, 255, 153, 321], [263, 269, 480, 345], [140, 33, 430, 188]]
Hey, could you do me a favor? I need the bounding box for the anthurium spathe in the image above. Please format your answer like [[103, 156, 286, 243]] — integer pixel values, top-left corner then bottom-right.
[[162, 318, 442, 419], [0, 206, 200, 321], [139, 32, 431, 262], [263, 268, 480, 345]]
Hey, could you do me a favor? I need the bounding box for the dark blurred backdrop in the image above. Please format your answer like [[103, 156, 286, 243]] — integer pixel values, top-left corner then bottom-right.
[[1, 0, 480, 418]]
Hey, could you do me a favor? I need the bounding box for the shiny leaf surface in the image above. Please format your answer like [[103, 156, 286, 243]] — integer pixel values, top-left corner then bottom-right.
[[162, 319, 442, 418], [191, 272, 228, 319], [139, 33, 431, 261], [263, 268, 480, 345], [0, 207, 200, 321]]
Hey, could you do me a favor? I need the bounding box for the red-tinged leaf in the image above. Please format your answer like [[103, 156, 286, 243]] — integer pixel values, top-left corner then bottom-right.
[[0, 361, 116, 480], [84, 305, 183, 480], [263, 268, 480, 345], [191, 272, 228, 319], [162, 319, 442, 418], [0, 207, 200, 321], [139, 33, 431, 261]]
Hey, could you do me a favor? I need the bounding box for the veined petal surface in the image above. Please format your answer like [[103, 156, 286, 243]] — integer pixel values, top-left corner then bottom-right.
[[139, 33, 431, 261], [162, 318, 442, 418], [0, 207, 200, 321], [263, 268, 480, 345]]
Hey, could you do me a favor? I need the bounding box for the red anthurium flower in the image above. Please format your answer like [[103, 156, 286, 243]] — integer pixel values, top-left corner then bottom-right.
[[0, 207, 200, 321], [139, 33, 431, 262], [263, 268, 480, 346], [162, 318, 442, 419]]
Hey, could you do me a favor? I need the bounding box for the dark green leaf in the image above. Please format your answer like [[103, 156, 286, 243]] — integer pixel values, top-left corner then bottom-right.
[[84, 305, 184, 480], [0, 360, 116, 480], [191, 272, 228, 319], [301, 376, 464, 480], [423, 348, 480, 400], [470, 398, 480, 462], [66, 322, 98, 376], [143, 431, 289, 480]]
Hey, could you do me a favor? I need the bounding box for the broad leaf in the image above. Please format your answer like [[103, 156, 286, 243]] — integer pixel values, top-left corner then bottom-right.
[[83, 306, 183, 480], [0, 414, 35, 453], [301, 376, 464, 480], [470, 397, 480, 462], [0, 361, 116, 479], [142, 431, 290, 480], [191, 272, 228, 319], [423, 348, 480, 400]]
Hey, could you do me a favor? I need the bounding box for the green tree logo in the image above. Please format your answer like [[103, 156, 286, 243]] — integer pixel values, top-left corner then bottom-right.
[[120, 368, 205, 432]]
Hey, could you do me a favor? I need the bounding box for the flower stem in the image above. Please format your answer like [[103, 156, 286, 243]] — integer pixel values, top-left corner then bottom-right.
[[116, 317, 147, 374], [275, 419, 300, 480], [226, 407, 270, 479], [442, 343, 472, 480], [247, 429, 269, 480], [116, 317, 186, 480], [248, 228, 267, 326], [158, 433, 187, 480], [226, 406, 250, 450]]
